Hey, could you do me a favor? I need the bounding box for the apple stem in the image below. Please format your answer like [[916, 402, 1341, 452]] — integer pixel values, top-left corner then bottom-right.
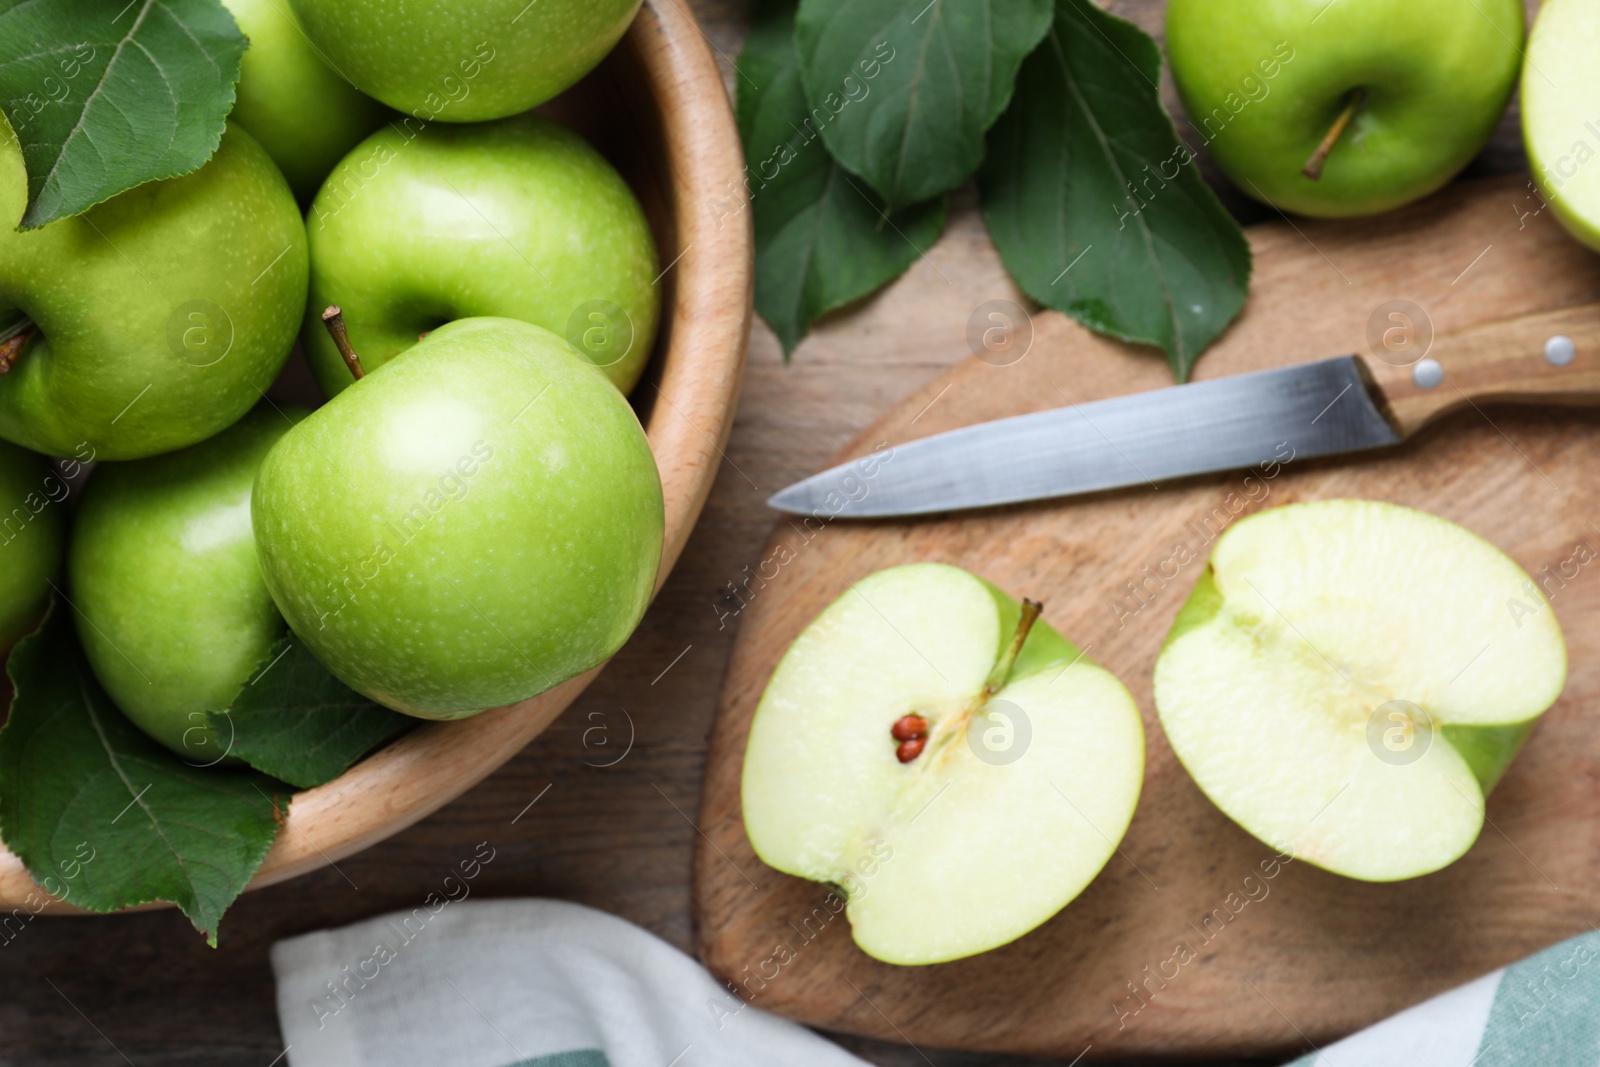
[[1302, 88, 1364, 181], [0, 316, 35, 376], [321, 305, 366, 380], [983, 599, 1042, 698]]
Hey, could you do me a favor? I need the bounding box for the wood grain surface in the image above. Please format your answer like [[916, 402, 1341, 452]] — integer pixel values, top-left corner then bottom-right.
[[694, 175, 1600, 1058], [0, 1, 1555, 1065]]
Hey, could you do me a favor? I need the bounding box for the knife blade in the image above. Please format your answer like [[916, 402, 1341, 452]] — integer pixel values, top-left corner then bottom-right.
[[766, 306, 1600, 518]]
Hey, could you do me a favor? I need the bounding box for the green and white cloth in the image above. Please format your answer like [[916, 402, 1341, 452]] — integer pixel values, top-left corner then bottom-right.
[[270, 898, 868, 1067], [273, 896, 1600, 1066], [1286, 930, 1600, 1066]]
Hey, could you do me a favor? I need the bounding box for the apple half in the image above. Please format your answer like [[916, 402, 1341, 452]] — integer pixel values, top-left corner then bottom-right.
[[1524, 0, 1600, 250], [1154, 500, 1566, 882], [741, 563, 1145, 965]]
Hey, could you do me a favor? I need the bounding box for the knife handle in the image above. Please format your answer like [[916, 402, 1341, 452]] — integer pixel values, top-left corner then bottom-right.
[[1360, 304, 1600, 437]]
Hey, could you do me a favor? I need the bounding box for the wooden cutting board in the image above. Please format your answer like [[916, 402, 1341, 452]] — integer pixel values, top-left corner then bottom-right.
[[691, 175, 1600, 1058]]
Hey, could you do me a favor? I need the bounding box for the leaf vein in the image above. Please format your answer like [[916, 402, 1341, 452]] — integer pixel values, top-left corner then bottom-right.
[[80, 677, 202, 899], [32, 0, 156, 208], [1050, 11, 1183, 362]]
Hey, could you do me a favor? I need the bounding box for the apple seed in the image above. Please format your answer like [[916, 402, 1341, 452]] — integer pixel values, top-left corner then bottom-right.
[[890, 714, 928, 741], [895, 736, 927, 763]]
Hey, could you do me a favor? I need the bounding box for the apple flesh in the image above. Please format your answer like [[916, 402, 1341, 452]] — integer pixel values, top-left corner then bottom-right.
[[1154, 500, 1566, 881], [223, 0, 391, 202], [69, 405, 304, 760], [1523, 0, 1600, 250], [742, 563, 1145, 965], [0, 440, 63, 650], [0, 124, 307, 459], [1165, 0, 1523, 217], [287, 0, 641, 122], [303, 115, 659, 399], [253, 317, 664, 719]]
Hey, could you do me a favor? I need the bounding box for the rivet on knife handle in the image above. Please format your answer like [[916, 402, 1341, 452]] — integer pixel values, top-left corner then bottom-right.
[[1359, 304, 1600, 438]]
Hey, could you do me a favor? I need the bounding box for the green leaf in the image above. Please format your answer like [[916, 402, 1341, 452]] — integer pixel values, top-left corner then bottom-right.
[[0, 601, 282, 944], [794, 0, 1052, 210], [209, 636, 415, 791], [0, 0, 246, 230], [979, 0, 1250, 381], [739, 2, 948, 355]]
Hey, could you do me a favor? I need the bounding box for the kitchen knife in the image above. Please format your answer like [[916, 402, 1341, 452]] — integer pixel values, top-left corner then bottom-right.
[[768, 306, 1600, 518]]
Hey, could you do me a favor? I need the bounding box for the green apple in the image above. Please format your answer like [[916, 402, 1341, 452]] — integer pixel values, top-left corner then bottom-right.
[[741, 563, 1145, 965], [1165, 0, 1523, 217], [69, 404, 306, 760], [303, 115, 659, 399], [223, 0, 392, 202], [287, 0, 641, 122], [0, 123, 307, 460], [1523, 0, 1600, 249], [0, 440, 64, 650], [253, 316, 663, 719], [1154, 500, 1566, 882]]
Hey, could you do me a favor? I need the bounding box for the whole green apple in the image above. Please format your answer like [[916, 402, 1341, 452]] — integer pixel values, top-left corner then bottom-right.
[[287, 0, 641, 122], [253, 317, 664, 719], [0, 440, 64, 650], [223, 0, 392, 202], [69, 404, 306, 760], [1523, 0, 1600, 250], [0, 123, 307, 460], [1165, 0, 1523, 217], [303, 115, 659, 399]]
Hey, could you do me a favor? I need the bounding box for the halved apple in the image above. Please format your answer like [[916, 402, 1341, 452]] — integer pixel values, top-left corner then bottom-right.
[[1154, 500, 1566, 882], [1523, 0, 1600, 249], [741, 563, 1145, 965]]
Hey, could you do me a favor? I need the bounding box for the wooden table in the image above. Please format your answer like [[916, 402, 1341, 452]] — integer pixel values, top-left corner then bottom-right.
[[0, 2, 1541, 1063]]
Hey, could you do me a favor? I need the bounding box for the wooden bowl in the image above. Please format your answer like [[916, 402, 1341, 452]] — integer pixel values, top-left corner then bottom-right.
[[0, 0, 751, 910]]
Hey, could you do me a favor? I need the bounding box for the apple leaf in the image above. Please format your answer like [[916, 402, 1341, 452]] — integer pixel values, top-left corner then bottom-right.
[[209, 636, 415, 791], [978, 0, 1250, 381], [794, 0, 1053, 210], [0, 601, 282, 945], [740, 2, 948, 355], [0, 0, 246, 230]]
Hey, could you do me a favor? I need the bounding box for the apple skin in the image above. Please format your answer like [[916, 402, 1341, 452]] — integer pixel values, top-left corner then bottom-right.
[[253, 317, 664, 719], [303, 115, 659, 399], [69, 404, 306, 759], [0, 124, 307, 460], [287, 0, 641, 123], [0, 440, 64, 650], [223, 0, 392, 202], [1522, 0, 1600, 251], [1165, 0, 1523, 218]]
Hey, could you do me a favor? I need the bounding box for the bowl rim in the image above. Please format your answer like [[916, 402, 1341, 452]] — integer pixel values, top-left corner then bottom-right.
[[0, 0, 752, 915]]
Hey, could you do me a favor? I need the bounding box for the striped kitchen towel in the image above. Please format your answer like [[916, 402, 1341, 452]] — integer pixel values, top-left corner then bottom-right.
[[1286, 930, 1600, 1066]]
